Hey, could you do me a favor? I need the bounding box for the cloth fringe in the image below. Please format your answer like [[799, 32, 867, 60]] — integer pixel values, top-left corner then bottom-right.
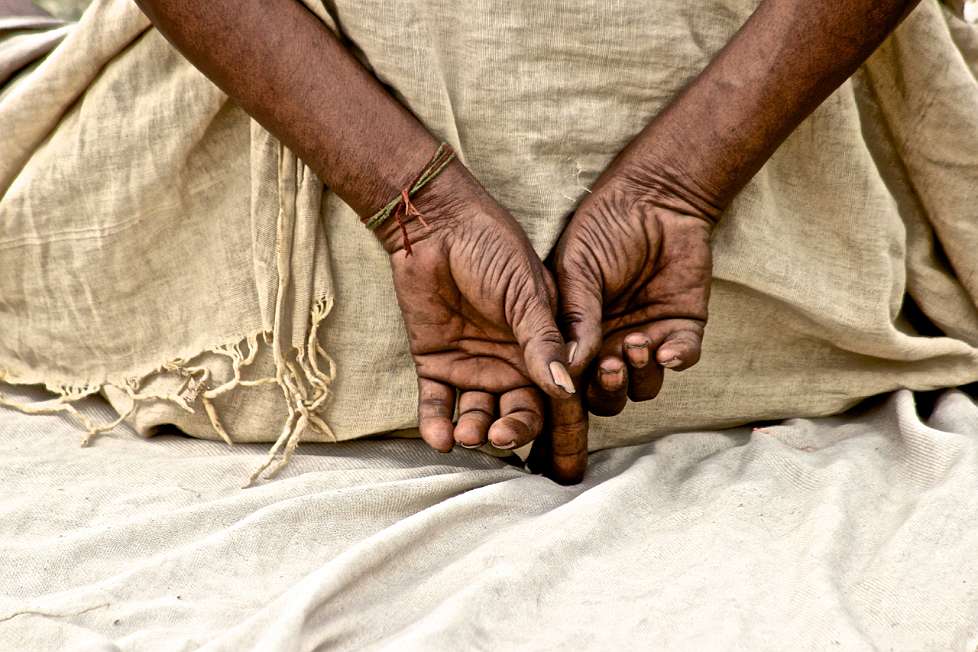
[[0, 298, 336, 486], [0, 140, 336, 486]]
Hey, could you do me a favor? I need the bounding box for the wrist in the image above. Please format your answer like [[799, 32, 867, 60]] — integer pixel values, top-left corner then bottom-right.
[[348, 128, 440, 219], [371, 156, 477, 255], [609, 134, 725, 224]]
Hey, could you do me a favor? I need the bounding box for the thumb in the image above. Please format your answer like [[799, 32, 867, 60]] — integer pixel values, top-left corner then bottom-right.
[[509, 281, 575, 400], [556, 272, 604, 377]]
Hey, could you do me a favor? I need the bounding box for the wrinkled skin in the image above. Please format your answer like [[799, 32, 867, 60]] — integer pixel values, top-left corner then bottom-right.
[[533, 169, 714, 483], [557, 178, 714, 412], [118, 0, 922, 486], [377, 162, 575, 453]]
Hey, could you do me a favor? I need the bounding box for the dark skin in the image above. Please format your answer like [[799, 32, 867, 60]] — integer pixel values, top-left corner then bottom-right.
[[538, 0, 922, 483], [134, 0, 920, 481], [135, 0, 576, 454]]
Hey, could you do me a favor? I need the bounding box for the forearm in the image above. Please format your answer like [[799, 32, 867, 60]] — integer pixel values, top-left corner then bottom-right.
[[135, 0, 437, 218], [621, 0, 920, 217]]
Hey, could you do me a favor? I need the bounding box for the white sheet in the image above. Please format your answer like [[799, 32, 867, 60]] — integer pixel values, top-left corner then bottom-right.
[[1, 385, 977, 650]]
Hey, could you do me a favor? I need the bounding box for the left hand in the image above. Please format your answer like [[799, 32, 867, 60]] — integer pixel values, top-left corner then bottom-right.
[[553, 174, 714, 416], [534, 161, 715, 483], [531, 161, 714, 483]]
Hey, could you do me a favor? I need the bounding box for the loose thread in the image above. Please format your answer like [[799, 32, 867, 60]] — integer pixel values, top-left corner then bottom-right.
[[242, 145, 337, 486], [0, 313, 336, 480], [363, 143, 456, 254], [393, 208, 413, 256]]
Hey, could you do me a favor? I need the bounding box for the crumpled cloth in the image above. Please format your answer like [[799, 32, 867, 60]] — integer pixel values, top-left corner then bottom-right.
[[0, 384, 976, 649]]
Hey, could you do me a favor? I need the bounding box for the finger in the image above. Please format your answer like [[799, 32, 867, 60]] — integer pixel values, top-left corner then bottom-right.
[[488, 386, 545, 450], [454, 391, 495, 449], [655, 325, 704, 371], [627, 358, 664, 402], [586, 355, 628, 417], [528, 393, 588, 484], [509, 279, 574, 400], [417, 378, 456, 453], [555, 270, 604, 377], [620, 329, 662, 401]]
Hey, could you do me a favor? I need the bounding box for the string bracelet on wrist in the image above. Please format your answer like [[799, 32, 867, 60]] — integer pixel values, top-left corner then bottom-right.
[[363, 143, 456, 255]]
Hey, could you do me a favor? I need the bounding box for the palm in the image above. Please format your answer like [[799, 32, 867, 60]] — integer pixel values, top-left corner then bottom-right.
[[385, 199, 572, 453], [553, 185, 713, 416], [389, 233, 531, 394]]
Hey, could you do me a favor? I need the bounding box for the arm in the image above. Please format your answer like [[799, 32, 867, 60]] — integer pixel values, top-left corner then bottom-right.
[[622, 0, 920, 217], [137, 0, 575, 453], [543, 0, 921, 484], [134, 0, 433, 220]]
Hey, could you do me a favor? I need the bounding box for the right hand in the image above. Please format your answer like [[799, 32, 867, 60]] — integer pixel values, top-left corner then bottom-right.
[[374, 160, 576, 453]]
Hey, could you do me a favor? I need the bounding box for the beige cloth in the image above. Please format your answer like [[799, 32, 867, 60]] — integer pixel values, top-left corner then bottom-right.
[[1, 384, 977, 649], [0, 15, 70, 86], [0, 1, 977, 467]]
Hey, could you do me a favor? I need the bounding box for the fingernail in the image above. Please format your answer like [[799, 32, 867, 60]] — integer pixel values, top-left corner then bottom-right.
[[459, 442, 482, 449], [492, 440, 517, 450], [566, 341, 579, 365], [549, 361, 576, 394], [599, 366, 625, 389], [658, 347, 682, 367]]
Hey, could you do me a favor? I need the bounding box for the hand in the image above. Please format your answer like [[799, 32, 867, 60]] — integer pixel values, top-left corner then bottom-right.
[[552, 169, 714, 417], [532, 166, 713, 483], [375, 161, 576, 453]]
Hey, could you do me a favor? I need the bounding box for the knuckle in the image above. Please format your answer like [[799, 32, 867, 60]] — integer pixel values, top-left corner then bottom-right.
[[534, 329, 564, 349], [462, 407, 494, 421], [419, 398, 450, 417]]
